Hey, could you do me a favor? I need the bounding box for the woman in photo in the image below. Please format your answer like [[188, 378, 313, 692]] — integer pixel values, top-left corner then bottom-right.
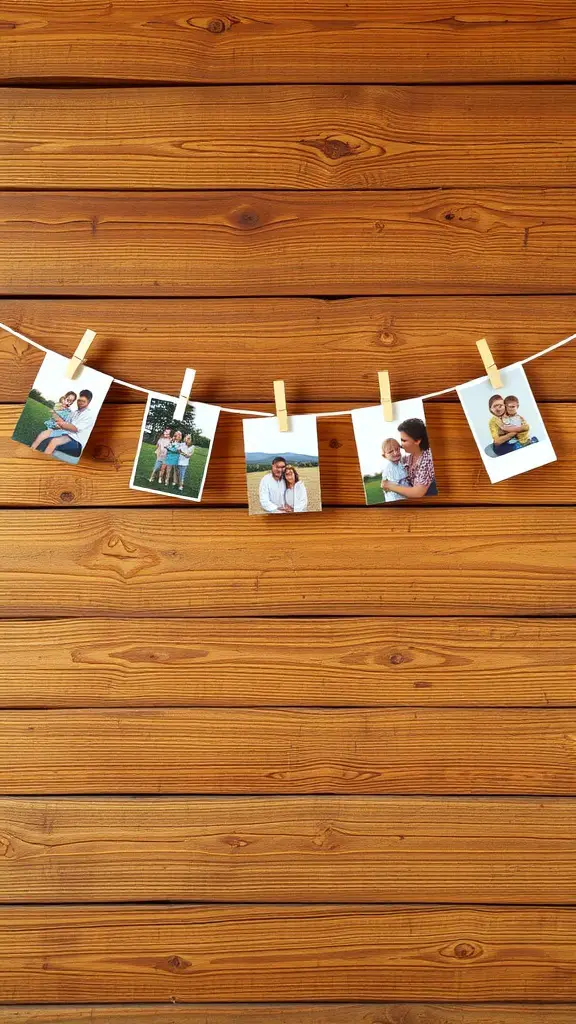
[[284, 464, 308, 512], [177, 434, 195, 492], [161, 429, 183, 486], [380, 418, 436, 499]]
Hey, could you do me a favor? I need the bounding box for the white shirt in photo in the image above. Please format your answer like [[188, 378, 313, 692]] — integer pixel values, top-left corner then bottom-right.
[[178, 443, 195, 466], [285, 480, 308, 512], [259, 472, 286, 513], [68, 406, 95, 448], [381, 456, 409, 503]]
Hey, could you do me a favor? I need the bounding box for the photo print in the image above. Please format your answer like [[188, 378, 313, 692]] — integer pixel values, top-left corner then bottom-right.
[[130, 392, 220, 502], [12, 351, 113, 465], [351, 398, 438, 505], [242, 414, 322, 515], [457, 363, 556, 484]]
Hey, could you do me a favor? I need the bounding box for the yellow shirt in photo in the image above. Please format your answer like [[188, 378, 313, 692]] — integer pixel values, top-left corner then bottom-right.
[[489, 414, 530, 447]]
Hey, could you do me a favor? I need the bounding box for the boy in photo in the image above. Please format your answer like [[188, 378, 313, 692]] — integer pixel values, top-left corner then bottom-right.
[[502, 395, 531, 447], [380, 438, 409, 502]]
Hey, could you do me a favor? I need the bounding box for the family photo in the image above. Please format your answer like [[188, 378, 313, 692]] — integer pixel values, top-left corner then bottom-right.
[[130, 393, 220, 502], [11, 351, 113, 465], [457, 364, 556, 483], [242, 413, 322, 515], [351, 398, 438, 505]]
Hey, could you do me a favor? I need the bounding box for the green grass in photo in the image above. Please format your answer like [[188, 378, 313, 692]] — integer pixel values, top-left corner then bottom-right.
[[132, 441, 209, 500], [12, 398, 56, 448], [363, 474, 386, 506]]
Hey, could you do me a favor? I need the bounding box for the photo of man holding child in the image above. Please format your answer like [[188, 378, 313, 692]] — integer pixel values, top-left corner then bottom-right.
[[352, 399, 438, 506], [130, 393, 220, 502], [12, 351, 113, 465], [457, 363, 556, 484]]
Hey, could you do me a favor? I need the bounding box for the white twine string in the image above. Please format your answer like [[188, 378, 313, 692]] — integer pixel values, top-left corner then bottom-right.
[[1, 320, 575, 420]]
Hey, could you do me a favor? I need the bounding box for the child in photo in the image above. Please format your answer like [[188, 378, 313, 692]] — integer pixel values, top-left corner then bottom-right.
[[502, 395, 531, 447], [30, 390, 77, 450], [177, 434, 195, 492], [380, 437, 409, 503], [488, 394, 536, 456], [149, 427, 172, 483], [161, 430, 183, 486]]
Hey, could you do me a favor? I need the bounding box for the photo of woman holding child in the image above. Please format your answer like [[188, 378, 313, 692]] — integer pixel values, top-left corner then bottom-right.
[[487, 394, 537, 456], [457, 363, 556, 484], [351, 400, 438, 506]]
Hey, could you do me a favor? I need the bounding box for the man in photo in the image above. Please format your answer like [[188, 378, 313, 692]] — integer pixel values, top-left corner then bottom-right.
[[34, 389, 95, 460], [259, 456, 288, 513]]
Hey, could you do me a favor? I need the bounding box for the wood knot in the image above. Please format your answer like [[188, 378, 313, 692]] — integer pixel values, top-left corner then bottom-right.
[[389, 652, 405, 665], [236, 210, 260, 228], [222, 834, 250, 849], [322, 138, 353, 160], [374, 220, 385, 233], [444, 211, 455, 221], [378, 331, 397, 347], [167, 955, 190, 972], [441, 940, 483, 961], [207, 18, 226, 32], [329, 438, 342, 449], [59, 491, 74, 504]]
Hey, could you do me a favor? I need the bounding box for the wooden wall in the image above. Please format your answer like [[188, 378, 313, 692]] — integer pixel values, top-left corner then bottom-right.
[[0, 2, 575, 1020]]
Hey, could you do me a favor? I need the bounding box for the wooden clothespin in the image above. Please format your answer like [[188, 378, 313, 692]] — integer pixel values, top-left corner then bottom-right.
[[378, 370, 394, 421], [65, 329, 96, 379], [273, 379, 288, 432], [476, 338, 502, 389], [174, 367, 196, 420]]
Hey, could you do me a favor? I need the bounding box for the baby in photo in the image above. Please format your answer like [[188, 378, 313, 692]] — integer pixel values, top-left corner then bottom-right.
[[380, 437, 409, 502]]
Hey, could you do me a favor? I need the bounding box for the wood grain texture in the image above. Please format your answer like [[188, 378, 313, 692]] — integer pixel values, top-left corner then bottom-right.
[[2, 795, 576, 902], [2, 296, 575, 403], [2, 1008, 576, 1024], [0, 616, 574, 708], [2, 190, 576, 296], [1, 708, 575, 794], [2, 2, 576, 84], [3, 85, 576, 189], [1, 401, 572, 508], [0, 903, 575, 1001], [0, 508, 573, 618]]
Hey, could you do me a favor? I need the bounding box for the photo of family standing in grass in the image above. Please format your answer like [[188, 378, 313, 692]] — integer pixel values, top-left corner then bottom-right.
[[12, 351, 113, 465], [242, 413, 322, 515], [351, 398, 438, 505], [457, 363, 556, 484], [130, 393, 220, 502]]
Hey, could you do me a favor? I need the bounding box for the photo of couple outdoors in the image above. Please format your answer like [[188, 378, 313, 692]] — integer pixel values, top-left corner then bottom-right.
[[130, 394, 220, 503], [352, 399, 437, 505], [12, 352, 112, 465], [243, 414, 322, 515]]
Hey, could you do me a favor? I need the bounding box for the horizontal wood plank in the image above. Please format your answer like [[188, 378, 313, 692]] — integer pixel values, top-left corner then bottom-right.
[[0, 904, 575, 1001], [1, 401, 572, 508], [1, 616, 574, 708], [2, 190, 576, 296], [1, 708, 576, 794], [2, 795, 576, 902], [2, 296, 575, 403], [0, 508, 573, 618], [2, 1007, 576, 1024], [3, 85, 576, 189], [2, 2, 576, 84]]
